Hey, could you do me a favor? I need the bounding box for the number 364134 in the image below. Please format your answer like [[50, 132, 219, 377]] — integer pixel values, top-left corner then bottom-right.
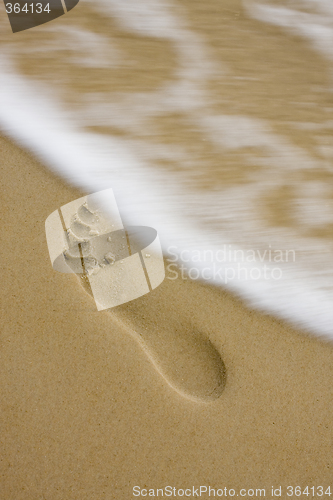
[[5, 3, 51, 14]]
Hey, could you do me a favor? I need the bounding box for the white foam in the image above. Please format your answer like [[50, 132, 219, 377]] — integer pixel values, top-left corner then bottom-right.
[[0, 0, 333, 339], [245, 0, 333, 63], [0, 62, 333, 339]]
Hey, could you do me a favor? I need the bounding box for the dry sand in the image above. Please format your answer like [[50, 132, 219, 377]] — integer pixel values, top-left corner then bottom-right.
[[1, 133, 333, 499]]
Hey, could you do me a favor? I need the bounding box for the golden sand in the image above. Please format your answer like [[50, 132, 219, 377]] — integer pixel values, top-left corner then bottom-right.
[[1, 133, 333, 498]]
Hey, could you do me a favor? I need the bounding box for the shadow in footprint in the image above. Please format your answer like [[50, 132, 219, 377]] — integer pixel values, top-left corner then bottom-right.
[[107, 278, 227, 403], [78, 270, 227, 402], [52, 194, 226, 403]]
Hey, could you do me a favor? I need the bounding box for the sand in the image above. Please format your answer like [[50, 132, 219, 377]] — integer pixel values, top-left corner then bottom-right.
[[1, 132, 333, 499]]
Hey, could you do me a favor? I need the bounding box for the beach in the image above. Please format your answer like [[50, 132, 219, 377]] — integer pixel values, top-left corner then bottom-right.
[[1, 0, 333, 496], [1, 133, 333, 498], [1, 0, 333, 337]]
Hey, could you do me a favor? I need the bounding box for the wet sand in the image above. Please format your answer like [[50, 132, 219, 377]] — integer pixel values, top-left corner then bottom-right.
[[1, 133, 333, 499]]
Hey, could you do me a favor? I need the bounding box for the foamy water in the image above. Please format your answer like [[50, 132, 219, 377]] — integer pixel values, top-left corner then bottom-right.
[[0, 0, 333, 337]]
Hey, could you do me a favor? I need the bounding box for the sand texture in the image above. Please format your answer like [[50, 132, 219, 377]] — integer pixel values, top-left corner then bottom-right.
[[1, 134, 333, 499]]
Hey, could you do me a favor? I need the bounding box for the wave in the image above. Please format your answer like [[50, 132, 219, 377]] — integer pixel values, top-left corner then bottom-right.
[[0, 0, 333, 338]]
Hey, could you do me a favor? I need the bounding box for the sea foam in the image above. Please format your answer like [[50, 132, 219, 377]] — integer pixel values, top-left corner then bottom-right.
[[0, 0, 333, 338]]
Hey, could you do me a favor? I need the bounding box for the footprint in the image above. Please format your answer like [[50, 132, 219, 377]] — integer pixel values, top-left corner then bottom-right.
[[60, 200, 226, 403], [79, 279, 226, 402], [112, 285, 227, 403]]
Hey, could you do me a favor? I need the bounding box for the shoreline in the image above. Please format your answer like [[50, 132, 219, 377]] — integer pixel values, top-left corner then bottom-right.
[[1, 133, 333, 498]]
